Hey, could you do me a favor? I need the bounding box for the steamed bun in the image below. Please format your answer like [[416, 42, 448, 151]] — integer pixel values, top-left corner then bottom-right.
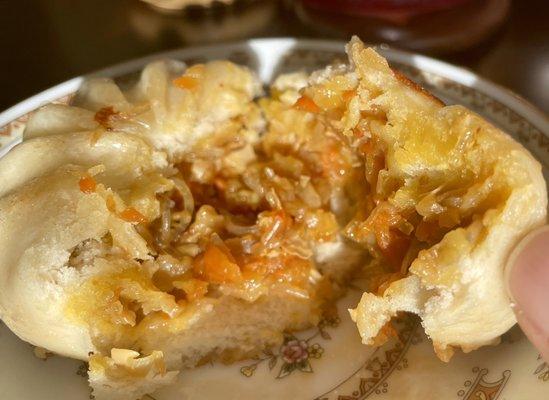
[[0, 131, 170, 359], [24, 60, 264, 160]]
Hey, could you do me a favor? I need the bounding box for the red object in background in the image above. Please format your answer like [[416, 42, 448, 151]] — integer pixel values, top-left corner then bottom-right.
[[295, 0, 511, 53], [302, 0, 473, 21]]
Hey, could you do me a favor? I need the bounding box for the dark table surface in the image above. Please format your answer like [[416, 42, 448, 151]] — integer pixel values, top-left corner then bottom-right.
[[0, 0, 547, 113]]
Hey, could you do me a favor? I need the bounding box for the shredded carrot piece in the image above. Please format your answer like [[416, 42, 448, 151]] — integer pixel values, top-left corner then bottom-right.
[[119, 207, 147, 224], [106, 195, 116, 213], [173, 76, 199, 90], [342, 89, 357, 102], [79, 175, 97, 194], [198, 244, 242, 284], [294, 95, 321, 113]]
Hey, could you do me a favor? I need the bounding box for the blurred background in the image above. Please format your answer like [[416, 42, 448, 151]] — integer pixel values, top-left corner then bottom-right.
[[0, 0, 547, 112]]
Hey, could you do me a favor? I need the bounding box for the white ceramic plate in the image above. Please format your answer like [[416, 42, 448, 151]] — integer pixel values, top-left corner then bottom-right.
[[0, 39, 548, 400]]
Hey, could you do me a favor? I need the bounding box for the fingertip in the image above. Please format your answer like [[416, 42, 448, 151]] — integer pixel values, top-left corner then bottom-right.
[[506, 225, 549, 361], [514, 313, 549, 362]]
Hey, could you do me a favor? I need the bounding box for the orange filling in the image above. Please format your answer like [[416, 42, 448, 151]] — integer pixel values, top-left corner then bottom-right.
[[173, 76, 199, 90], [195, 244, 243, 284], [342, 89, 356, 102], [119, 207, 147, 224], [79, 175, 97, 194], [294, 95, 321, 113]]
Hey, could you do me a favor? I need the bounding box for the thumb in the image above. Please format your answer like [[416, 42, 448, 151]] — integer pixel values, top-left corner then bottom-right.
[[507, 226, 549, 362]]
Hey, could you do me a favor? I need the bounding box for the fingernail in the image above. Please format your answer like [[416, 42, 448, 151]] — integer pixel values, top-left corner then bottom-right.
[[506, 226, 549, 361]]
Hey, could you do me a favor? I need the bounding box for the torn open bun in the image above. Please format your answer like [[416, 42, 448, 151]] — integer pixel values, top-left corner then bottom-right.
[[297, 37, 546, 360], [0, 38, 545, 400]]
